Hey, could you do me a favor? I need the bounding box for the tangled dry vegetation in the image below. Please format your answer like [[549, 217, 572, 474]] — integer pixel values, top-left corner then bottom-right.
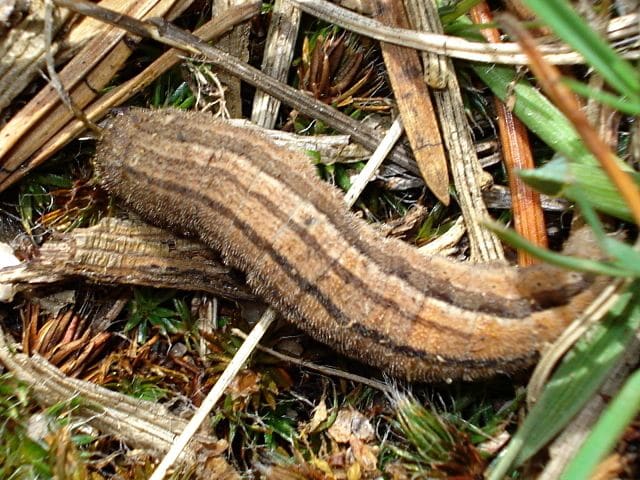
[[0, 0, 639, 478]]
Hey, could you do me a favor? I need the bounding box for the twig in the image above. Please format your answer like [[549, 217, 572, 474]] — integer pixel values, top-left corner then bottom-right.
[[44, 0, 101, 136], [230, 328, 394, 394], [344, 117, 403, 207], [51, 0, 419, 175], [289, 0, 639, 64]]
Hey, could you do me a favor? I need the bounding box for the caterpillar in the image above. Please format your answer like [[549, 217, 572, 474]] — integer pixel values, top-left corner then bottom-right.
[[94, 108, 605, 381]]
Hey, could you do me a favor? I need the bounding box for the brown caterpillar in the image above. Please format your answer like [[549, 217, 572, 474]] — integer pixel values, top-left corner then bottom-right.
[[94, 108, 606, 381]]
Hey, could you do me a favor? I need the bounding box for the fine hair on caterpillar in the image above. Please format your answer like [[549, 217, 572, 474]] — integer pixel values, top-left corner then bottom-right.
[[94, 108, 607, 382]]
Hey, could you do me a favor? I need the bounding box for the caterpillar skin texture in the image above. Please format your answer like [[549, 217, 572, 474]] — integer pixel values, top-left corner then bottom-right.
[[95, 108, 606, 382]]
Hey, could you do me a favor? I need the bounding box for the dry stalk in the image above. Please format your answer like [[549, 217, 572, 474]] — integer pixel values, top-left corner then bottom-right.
[[250, 0, 301, 128], [290, 0, 639, 64], [0, 217, 256, 301], [373, 0, 450, 205]]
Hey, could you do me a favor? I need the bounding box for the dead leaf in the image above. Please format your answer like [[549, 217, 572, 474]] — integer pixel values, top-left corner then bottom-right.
[[327, 407, 375, 444]]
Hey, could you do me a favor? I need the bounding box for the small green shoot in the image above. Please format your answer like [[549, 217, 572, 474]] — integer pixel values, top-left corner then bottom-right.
[[381, 392, 490, 477], [109, 377, 170, 402], [151, 70, 196, 109], [18, 173, 73, 235], [125, 288, 192, 344]]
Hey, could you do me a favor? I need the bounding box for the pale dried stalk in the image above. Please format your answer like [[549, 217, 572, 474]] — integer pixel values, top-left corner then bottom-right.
[[290, 0, 639, 64], [0, 0, 184, 191], [403, 0, 451, 88], [51, 0, 420, 174], [150, 308, 276, 480], [374, 0, 450, 204], [250, 0, 301, 128], [344, 117, 403, 207], [230, 327, 394, 394], [417, 0, 504, 262], [210, 0, 250, 117], [418, 216, 466, 256], [227, 119, 371, 163], [0, 217, 256, 301]]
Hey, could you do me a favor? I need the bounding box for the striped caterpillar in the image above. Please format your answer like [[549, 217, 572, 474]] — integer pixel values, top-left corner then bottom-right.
[[94, 108, 605, 381]]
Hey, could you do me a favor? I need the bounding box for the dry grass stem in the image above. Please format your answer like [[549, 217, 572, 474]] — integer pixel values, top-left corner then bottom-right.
[[403, 0, 451, 89], [0, 0, 72, 111], [16, 1, 260, 188], [412, 0, 503, 262], [250, 0, 301, 128], [149, 308, 276, 480], [344, 117, 403, 207], [230, 328, 394, 394], [0, 0, 186, 192], [290, 0, 640, 64]]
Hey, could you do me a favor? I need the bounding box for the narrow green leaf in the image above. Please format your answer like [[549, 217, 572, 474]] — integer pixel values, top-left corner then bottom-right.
[[439, 0, 484, 24], [485, 221, 636, 277], [564, 78, 640, 116], [518, 157, 637, 222], [472, 64, 596, 166]]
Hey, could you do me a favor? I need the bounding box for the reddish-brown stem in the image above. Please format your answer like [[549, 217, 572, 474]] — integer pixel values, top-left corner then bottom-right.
[[471, 3, 548, 266]]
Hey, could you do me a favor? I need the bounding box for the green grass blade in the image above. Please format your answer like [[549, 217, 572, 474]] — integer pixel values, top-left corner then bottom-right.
[[485, 221, 638, 277], [523, 0, 640, 99], [564, 78, 640, 116], [560, 368, 640, 479], [487, 282, 640, 479]]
